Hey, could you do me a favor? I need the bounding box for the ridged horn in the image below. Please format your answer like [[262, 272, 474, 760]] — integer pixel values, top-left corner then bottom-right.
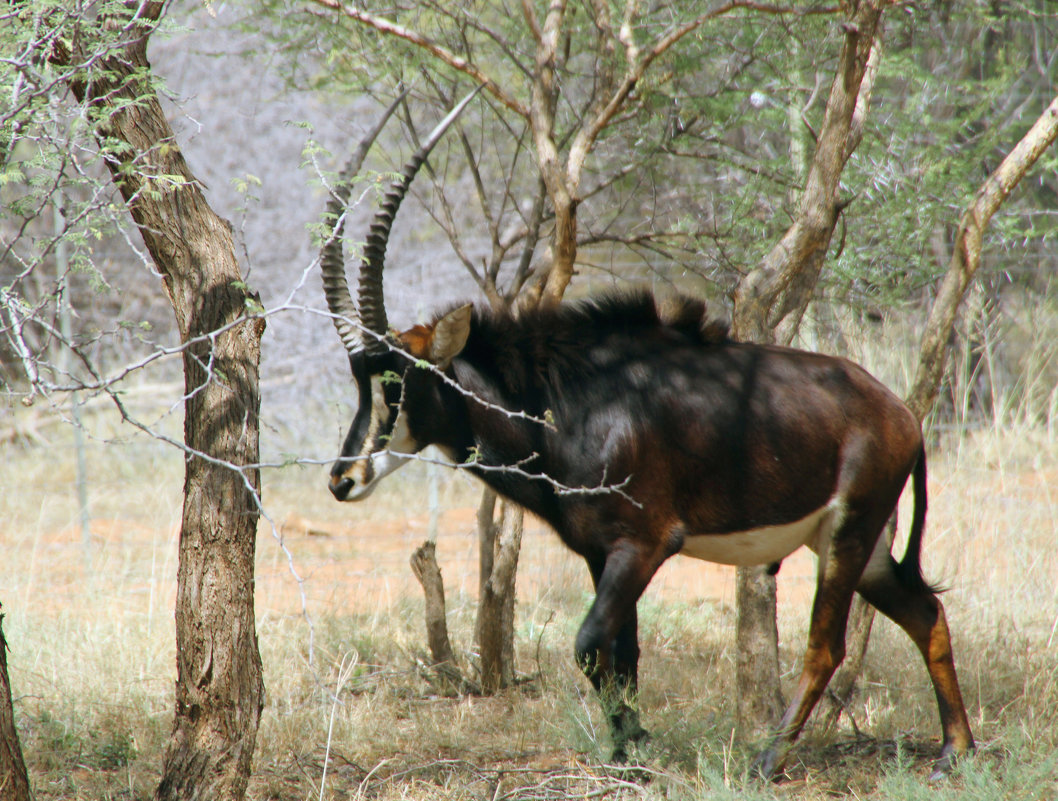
[[357, 84, 484, 355], [321, 89, 408, 355]]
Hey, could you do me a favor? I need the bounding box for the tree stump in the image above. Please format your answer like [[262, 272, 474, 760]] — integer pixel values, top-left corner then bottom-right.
[[410, 541, 464, 691]]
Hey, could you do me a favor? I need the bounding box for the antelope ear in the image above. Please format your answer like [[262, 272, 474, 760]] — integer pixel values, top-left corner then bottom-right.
[[429, 304, 473, 369]]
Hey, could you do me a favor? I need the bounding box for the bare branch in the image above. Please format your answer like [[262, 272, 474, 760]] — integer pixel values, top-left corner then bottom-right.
[[306, 0, 529, 118], [357, 447, 644, 509], [507, 177, 548, 300], [520, 0, 544, 44], [451, 5, 533, 81]]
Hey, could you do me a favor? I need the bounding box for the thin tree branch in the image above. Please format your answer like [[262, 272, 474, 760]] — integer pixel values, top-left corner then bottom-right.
[[306, 0, 529, 118]]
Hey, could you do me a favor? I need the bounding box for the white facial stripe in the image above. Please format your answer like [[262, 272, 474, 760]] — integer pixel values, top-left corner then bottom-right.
[[337, 376, 392, 486], [362, 409, 417, 484], [359, 375, 388, 460], [336, 377, 418, 499], [370, 376, 390, 426], [363, 376, 393, 456], [386, 406, 417, 455]]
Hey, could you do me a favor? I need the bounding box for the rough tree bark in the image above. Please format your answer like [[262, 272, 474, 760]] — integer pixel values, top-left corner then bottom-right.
[[54, 5, 267, 799], [733, 570, 784, 730], [475, 491, 525, 692], [0, 606, 31, 801], [823, 92, 1058, 729], [410, 541, 464, 690], [729, 0, 886, 735]]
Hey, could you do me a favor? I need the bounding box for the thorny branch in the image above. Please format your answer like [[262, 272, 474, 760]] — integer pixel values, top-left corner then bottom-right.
[[429, 449, 641, 508]]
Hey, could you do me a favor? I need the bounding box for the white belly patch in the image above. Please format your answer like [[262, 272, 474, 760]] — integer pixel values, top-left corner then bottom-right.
[[679, 502, 840, 566]]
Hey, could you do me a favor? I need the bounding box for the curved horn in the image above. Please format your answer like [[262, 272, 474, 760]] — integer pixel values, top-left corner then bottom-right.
[[358, 85, 485, 355], [321, 89, 408, 355]]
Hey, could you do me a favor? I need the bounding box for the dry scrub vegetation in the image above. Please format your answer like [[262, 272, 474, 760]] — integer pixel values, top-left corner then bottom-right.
[[2, 327, 1056, 801]]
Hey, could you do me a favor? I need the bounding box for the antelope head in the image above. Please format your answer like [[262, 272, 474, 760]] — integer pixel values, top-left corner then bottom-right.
[[321, 88, 480, 501]]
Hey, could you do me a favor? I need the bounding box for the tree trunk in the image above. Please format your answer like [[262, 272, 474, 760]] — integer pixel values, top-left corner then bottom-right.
[[469, 0, 578, 680], [0, 607, 31, 801], [410, 541, 464, 690], [477, 487, 500, 600], [729, 0, 886, 735], [475, 497, 524, 692], [734, 569, 784, 736], [732, 4, 882, 344], [156, 265, 264, 801], [58, 7, 267, 800]]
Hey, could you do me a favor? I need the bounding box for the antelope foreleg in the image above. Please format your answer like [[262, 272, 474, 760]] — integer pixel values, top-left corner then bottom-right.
[[577, 546, 657, 761]]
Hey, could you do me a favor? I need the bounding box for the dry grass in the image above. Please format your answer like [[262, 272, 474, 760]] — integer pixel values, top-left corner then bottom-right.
[[2, 361, 1056, 800]]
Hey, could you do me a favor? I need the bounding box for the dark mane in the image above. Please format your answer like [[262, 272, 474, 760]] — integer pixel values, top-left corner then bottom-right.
[[499, 289, 730, 345], [454, 290, 731, 402]]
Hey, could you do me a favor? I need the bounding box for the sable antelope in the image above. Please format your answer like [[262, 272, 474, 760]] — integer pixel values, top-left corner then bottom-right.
[[319, 91, 974, 780]]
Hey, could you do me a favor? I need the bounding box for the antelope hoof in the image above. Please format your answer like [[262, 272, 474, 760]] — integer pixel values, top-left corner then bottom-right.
[[750, 747, 785, 782], [929, 753, 955, 782], [928, 742, 971, 782], [610, 726, 650, 764]]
